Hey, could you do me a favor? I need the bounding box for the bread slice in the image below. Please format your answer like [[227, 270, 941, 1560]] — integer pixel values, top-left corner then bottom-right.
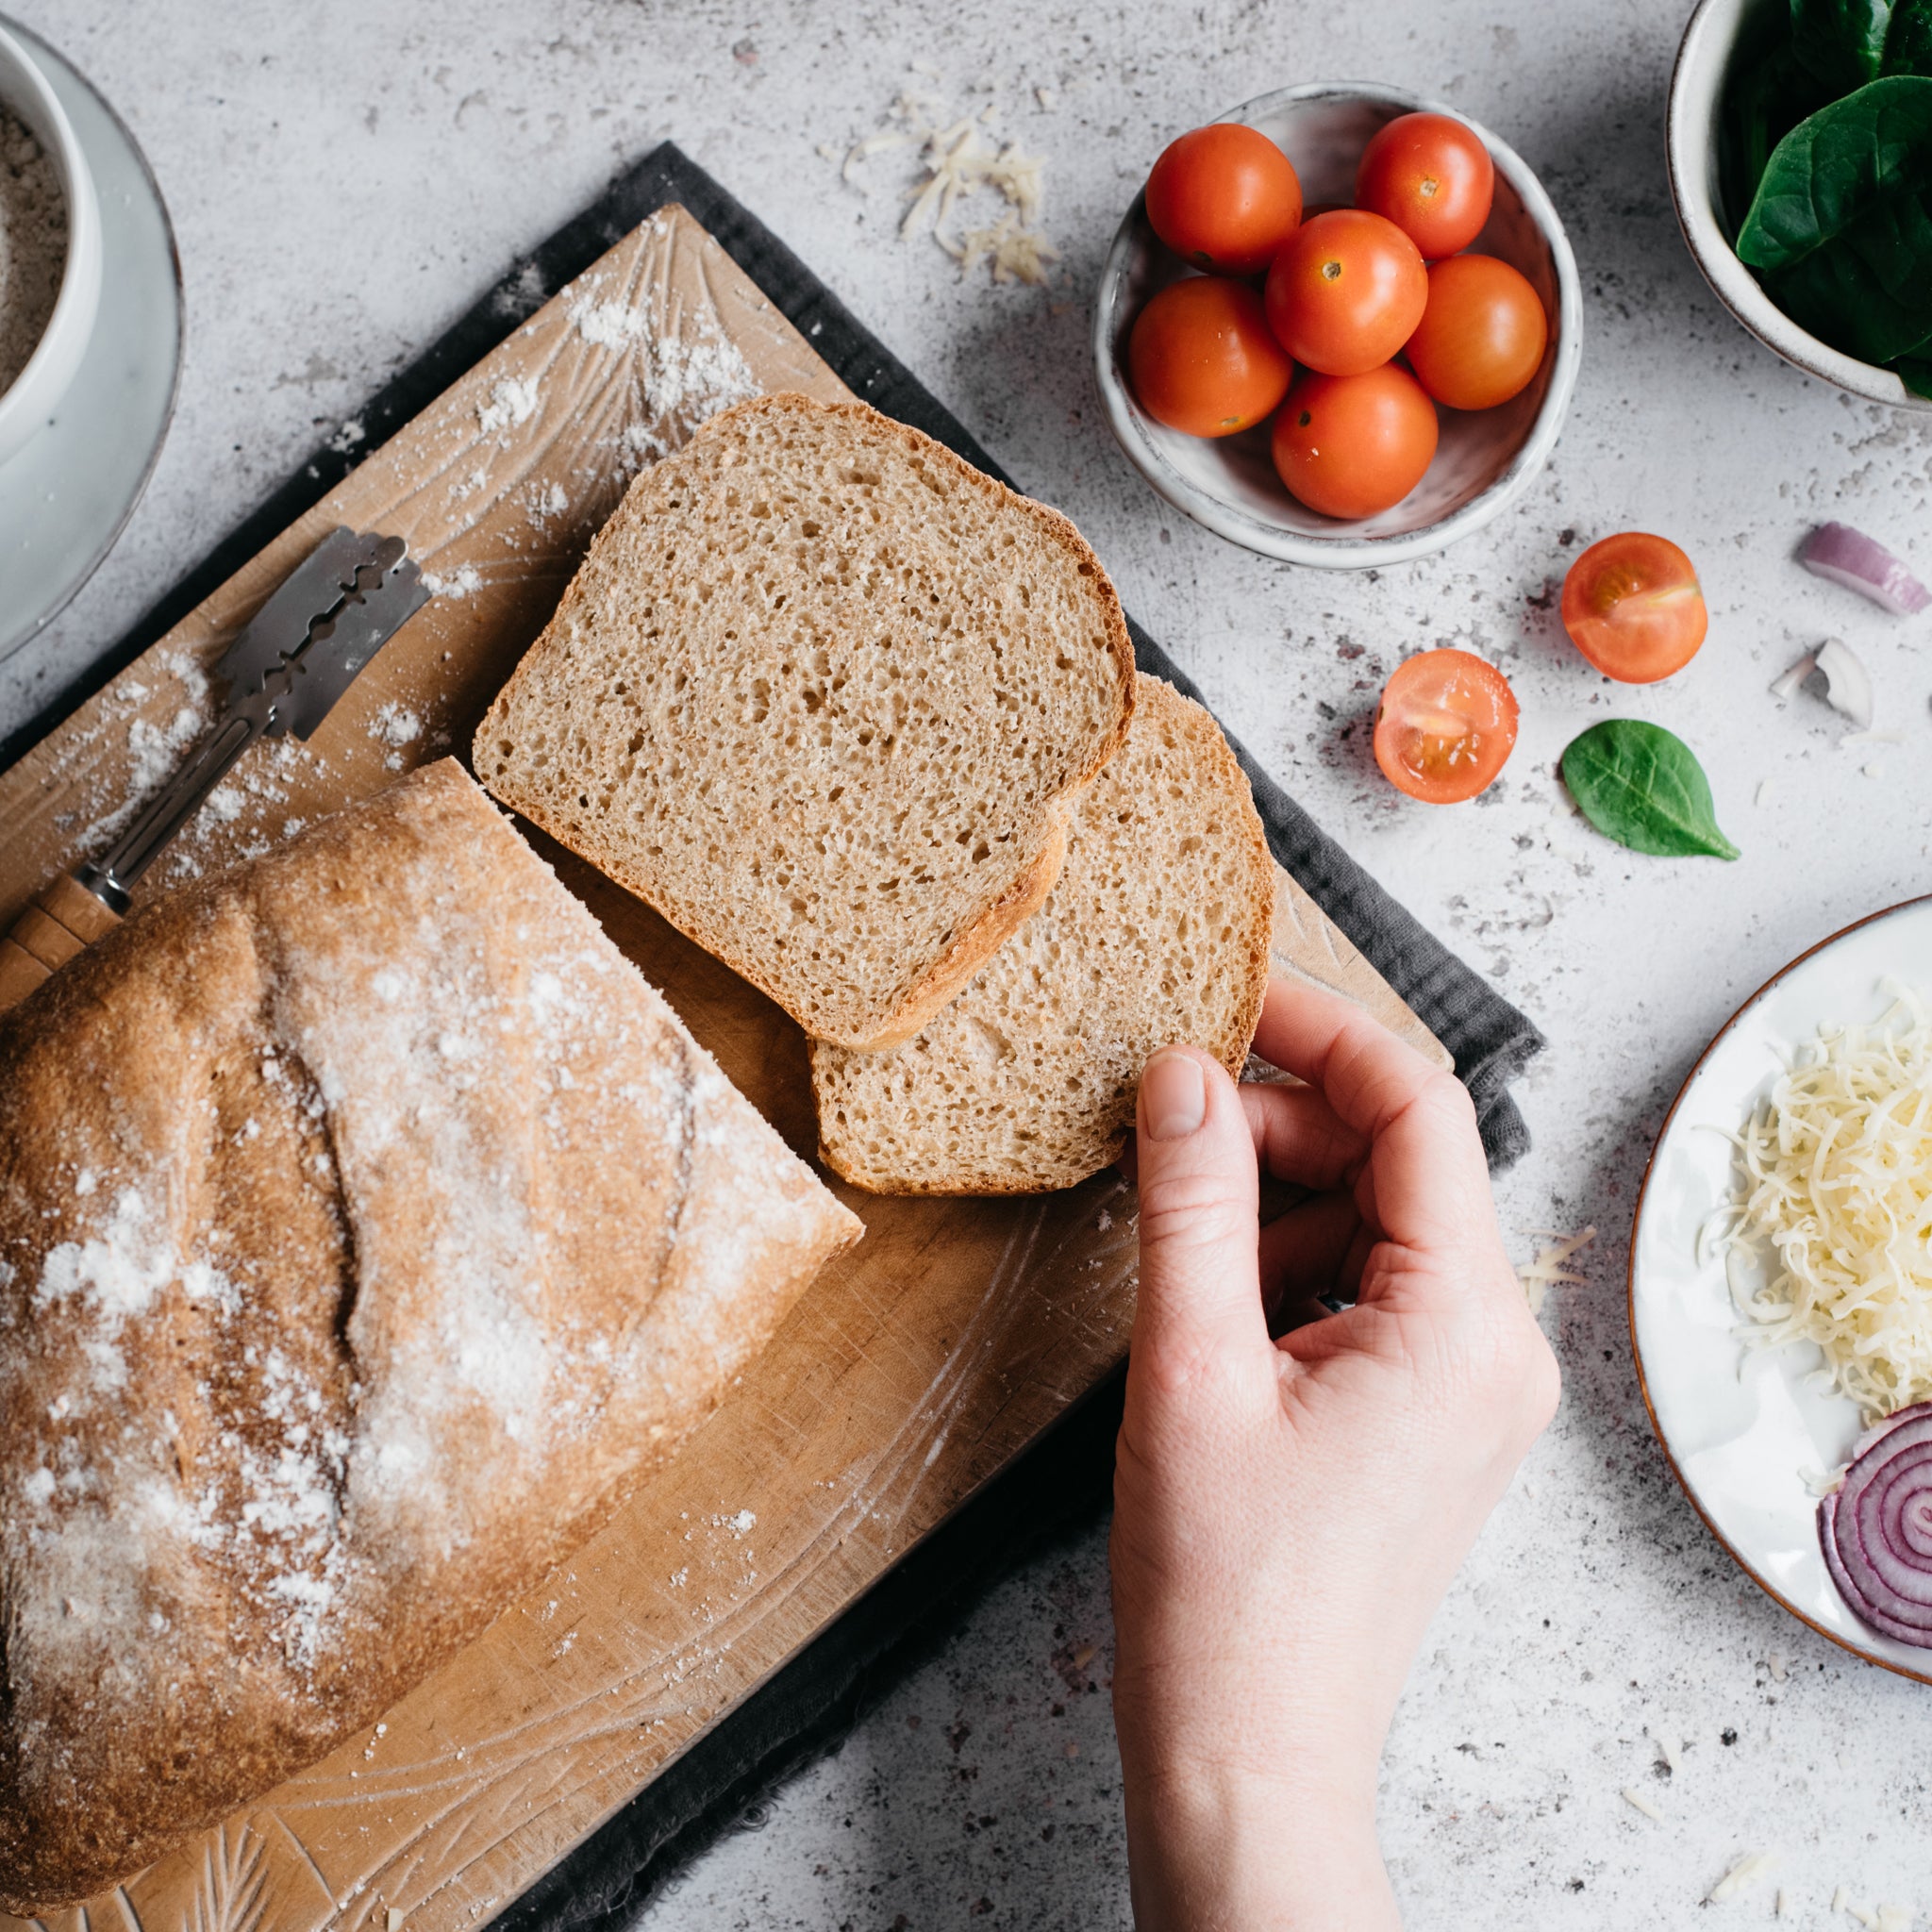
[[809, 675, 1274, 1193], [0, 759, 862, 1910], [474, 391, 1136, 1050]]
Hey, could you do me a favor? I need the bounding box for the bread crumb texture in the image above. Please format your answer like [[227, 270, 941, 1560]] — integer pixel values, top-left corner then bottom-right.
[[475, 391, 1134, 1048], [811, 675, 1274, 1192], [0, 759, 859, 1910]]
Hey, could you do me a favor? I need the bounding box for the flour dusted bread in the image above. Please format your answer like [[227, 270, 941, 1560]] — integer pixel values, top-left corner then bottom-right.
[[811, 676, 1274, 1193], [474, 391, 1136, 1050], [0, 759, 861, 1911]]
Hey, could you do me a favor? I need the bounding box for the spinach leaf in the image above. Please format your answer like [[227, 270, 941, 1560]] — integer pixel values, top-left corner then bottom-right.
[[1738, 75, 1932, 361], [1884, 0, 1932, 73], [1721, 42, 1829, 228], [1792, 0, 1895, 93], [1893, 349, 1932, 390], [1561, 722, 1740, 861]]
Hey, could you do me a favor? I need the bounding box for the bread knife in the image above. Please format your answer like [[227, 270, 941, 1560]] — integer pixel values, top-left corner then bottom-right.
[[0, 526, 431, 1013]]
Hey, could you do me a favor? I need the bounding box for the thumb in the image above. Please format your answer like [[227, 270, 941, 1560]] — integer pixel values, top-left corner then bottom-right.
[[1131, 1046, 1270, 1383]]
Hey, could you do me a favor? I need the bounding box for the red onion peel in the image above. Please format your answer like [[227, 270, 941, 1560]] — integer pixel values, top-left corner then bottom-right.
[[1800, 522, 1931, 617]]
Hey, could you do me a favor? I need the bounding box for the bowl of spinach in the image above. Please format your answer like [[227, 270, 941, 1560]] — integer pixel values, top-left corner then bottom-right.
[[1670, 0, 1932, 409]]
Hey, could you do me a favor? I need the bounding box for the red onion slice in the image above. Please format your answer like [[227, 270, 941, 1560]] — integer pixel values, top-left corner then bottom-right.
[[1819, 1405, 1932, 1646], [1800, 522, 1931, 616]]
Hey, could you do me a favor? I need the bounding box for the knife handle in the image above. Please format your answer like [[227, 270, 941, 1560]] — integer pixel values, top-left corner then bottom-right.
[[0, 874, 123, 1015]]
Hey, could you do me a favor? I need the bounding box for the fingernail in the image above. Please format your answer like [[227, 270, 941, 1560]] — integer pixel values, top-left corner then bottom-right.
[[1141, 1050, 1207, 1141]]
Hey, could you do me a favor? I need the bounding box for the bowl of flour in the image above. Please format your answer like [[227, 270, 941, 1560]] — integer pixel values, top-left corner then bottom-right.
[[0, 22, 98, 468]]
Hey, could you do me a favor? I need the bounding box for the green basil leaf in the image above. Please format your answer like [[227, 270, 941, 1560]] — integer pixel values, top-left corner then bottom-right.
[[1792, 0, 1895, 93], [1884, 0, 1932, 73], [1561, 722, 1741, 861]]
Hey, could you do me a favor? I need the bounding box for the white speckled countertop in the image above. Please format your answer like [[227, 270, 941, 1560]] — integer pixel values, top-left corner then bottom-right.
[[8, 0, 1932, 1923]]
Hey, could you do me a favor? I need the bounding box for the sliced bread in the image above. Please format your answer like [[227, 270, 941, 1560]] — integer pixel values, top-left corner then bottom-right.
[[809, 675, 1274, 1193], [474, 391, 1137, 1050]]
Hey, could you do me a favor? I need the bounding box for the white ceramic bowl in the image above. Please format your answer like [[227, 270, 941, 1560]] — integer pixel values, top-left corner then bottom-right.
[[0, 20, 101, 468], [1092, 82, 1583, 571], [1668, 0, 1932, 412]]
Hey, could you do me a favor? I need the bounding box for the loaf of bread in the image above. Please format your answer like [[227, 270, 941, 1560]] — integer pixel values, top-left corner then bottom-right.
[[473, 391, 1137, 1051], [0, 759, 862, 1910], [809, 675, 1274, 1192]]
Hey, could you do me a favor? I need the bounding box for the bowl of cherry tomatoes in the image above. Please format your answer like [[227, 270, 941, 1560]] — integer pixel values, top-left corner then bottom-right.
[[1093, 82, 1583, 569]]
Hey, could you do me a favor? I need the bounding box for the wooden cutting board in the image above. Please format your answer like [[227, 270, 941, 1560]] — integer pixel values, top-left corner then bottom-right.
[[0, 205, 1443, 1932]]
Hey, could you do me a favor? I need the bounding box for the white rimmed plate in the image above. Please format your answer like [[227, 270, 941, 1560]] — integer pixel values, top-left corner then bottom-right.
[[1630, 895, 1932, 1683]]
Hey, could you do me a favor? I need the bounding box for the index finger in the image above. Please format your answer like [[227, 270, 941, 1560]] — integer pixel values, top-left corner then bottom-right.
[[1251, 977, 1494, 1250], [1252, 976, 1448, 1134]]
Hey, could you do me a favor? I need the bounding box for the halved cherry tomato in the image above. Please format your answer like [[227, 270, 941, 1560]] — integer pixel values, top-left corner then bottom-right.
[[1560, 532, 1708, 683], [1128, 277, 1294, 437], [1270, 363, 1438, 520], [1374, 649, 1519, 803], [1263, 209, 1428, 376], [1144, 125, 1303, 277], [1404, 254, 1549, 410], [1355, 112, 1495, 259]]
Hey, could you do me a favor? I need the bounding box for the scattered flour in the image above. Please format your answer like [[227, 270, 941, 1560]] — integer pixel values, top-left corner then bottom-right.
[[371, 701, 424, 750], [477, 375, 541, 436], [423, 563, 483, 600], [570, 246, 759, 470]]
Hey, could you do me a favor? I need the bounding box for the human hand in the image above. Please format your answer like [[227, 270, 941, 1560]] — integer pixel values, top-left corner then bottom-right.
[[1108, 978, 1559, 1930]]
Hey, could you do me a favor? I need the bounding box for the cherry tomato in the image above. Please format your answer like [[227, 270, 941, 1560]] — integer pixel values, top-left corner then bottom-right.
[[1374, 649, 1520, 804], [1354, 111, 1495, 259], [1270, 363, 1439, 520], [1127, 276, 1294, 438], [1404, 254, 1549, 410], [1264, 209, 1428, 376], [1144, 125, 1303, 277], [1560, 532, 1708, 683]]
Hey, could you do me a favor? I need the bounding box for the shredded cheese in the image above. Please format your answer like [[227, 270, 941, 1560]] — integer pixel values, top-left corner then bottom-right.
[[1708, 1851, 1777, 1903], [1518, 1225, 1596, 1316], [1721, 988, 1932, 1420], [837, 77, 1057, 285]]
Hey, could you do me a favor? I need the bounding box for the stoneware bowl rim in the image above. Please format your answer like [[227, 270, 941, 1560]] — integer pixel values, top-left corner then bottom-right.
[[1666, 0, 1932, 412], [1091, 78, 1584, 571], [0, 18, 103, 469]]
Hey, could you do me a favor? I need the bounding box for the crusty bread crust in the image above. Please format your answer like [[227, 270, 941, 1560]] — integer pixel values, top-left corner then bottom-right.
[[0, 760, 860, 1909], [810, 676, 1274, 1193], [475, 391, 1136, 1051]]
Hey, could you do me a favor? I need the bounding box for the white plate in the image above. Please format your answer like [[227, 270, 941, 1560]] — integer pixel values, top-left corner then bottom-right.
[[1631, 895, 1932, 1684], [0, 13, 181, 661]]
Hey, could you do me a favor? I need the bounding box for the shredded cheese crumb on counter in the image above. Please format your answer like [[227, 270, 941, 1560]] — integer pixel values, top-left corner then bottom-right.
[[1720, 988, 1932, 1419], [835, 75, 1058, 286], [1621, 1785, 1663, 1822], [1518, 1225, 1596, 1315], [1707, 1851, 1777, 1903]]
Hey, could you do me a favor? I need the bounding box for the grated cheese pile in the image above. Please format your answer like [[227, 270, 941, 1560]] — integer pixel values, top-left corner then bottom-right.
[[1722, 988, 1932, 1421]]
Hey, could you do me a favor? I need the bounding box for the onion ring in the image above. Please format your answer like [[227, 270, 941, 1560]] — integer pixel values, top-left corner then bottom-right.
[[1819, 1402, 1932, 1646]]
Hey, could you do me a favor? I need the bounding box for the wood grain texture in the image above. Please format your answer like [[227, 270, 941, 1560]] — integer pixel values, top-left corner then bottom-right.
[[0, 206, 1441, 1931]]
